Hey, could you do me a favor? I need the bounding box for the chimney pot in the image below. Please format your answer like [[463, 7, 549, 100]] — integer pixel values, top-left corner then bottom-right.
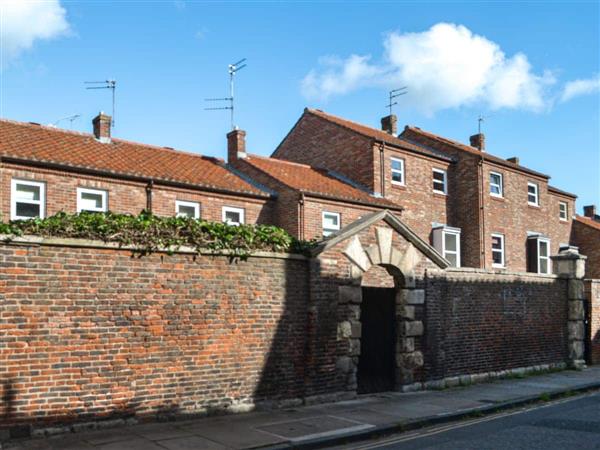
[[93, 112, 112, 142], [507, 156, 519, 165], [227, 129, 247, 162], [469, 133, 485, 151], [583, 205, 597, 219], [381, 115, 398, 136]]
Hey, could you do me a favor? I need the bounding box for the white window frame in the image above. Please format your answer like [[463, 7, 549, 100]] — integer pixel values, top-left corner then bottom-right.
[[537, 238, 551, 274], [491, 233, 505, 268], [490, 172, 503, 198], [222, 206, 245, 226], [76, 187, 108, 213], [10, 179, 46, 220], [559, 202, 568, 221], [175, 200, 200, 219], [527, 182, 539, 206], [322, 211, 341, 237], [432, 168, 447, 195], [432, 225, 461, 267], [390, 157, 405, 186]]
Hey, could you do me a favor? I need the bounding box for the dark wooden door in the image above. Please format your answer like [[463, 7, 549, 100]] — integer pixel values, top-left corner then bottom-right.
[[357, 287, 396, 394]]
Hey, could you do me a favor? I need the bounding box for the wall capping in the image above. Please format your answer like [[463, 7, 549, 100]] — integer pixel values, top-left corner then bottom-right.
[[435, 267, 560, 279], [0, 234, 308, 261]]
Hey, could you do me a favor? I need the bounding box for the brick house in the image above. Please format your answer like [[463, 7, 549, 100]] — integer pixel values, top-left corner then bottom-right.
[[0, 114, 275, 226], [273, 108, 578, 273]]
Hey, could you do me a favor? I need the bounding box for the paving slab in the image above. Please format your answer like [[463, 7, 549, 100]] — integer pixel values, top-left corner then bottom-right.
[[255, 415, 373, 441], [156, 435, 230, 450], [96, 437, 165, 450], [129, 423, 193, 441], [177, 422, 286, 449]]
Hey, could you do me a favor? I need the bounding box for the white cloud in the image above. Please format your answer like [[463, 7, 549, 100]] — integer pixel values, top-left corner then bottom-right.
[[0, 0, 70, 65], [301, 23, 556, 115], [560, 75, 600, 102]]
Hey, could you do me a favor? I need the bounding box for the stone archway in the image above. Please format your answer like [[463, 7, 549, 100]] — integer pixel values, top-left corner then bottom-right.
[[336, 227, 426, 392]]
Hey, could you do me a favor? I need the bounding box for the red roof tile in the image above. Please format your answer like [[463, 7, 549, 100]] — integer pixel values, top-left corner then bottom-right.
[[305, 109, 454, 162], [243, 154, 402, 210], [0, 119, 269, 197], [402, 126, 550, 179], [576, 215, 600, 231]]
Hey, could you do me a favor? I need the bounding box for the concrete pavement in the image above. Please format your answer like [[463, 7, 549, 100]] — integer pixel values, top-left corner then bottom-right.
[[3, 366, 600, 450]]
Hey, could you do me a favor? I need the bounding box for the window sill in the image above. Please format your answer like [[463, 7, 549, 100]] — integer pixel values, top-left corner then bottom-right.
[[490, 196, 505, 202], [391, 183, 407, 190], [527, 204, 540, 209], [432, 191, 447, 198]]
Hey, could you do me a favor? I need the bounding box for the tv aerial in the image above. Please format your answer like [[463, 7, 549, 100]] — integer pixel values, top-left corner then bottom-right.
[[205, 58, 247, 130], [85, 80, 117, 127]]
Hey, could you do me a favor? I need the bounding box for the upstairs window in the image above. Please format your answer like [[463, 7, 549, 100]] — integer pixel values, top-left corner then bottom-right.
[[490, 172, 503, 197], [527, 236, 551, 274], [322, 211, 341, 237], [559, 202, 568, 221], [222, 206, 245, 226], [432, 226, 461, 267], [176, 200, 200, 219], [491, 233, 505, 268], [77, 187, 107, 213], [432, 169, 447, 194], [391, 157, 405, 186], [11, 179, 45, 220], [527, 182, 539, 206]]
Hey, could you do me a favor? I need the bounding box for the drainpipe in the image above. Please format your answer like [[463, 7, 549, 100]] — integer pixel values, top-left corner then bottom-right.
[[378, 141, 385, 197], [298, 192, 305, 240], [478, 157, 486, 269], [145, 180, 154, 213]]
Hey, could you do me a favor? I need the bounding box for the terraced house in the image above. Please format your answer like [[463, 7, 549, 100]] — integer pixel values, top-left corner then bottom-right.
[[273, 108, 580, 274]]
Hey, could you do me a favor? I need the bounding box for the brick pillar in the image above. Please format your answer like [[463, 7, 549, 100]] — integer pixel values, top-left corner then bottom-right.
[[552, 247, 587, 369]]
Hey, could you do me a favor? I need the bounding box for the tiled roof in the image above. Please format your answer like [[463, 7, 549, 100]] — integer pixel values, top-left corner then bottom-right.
[[304, 109, 454, 162], [242, 154, 402, 210], [548, 185, 577, 199], [0, 119, 269, 197], [402, 126, 550, 179], [575, 215, 600, 231]]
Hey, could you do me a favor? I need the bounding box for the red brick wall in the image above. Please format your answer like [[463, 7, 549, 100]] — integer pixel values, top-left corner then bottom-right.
[[481, 162, 575, 272], [573, 219, 600, 279], [272, 113, 376, 191], [0, 243, 308, 425], [586, 280, 600, 365], [0, 163, 272, 225], [375, 144, 451, 242], [425, 270, 568, 378]]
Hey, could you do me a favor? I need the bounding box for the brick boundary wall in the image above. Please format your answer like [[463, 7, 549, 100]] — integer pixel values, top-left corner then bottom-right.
[[0, 235, 576, 431], [0, 238, 309, 427]]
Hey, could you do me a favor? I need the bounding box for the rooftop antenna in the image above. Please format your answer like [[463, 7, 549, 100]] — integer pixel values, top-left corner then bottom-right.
[[205, 58, 247, 130], [477, 113, 494, 134], [53, 114, 81, 129], [386, 87, 407, 116], [85, 80, 116, 128]]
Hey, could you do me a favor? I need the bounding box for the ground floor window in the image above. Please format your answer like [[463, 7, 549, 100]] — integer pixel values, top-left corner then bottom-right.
[[491, 233, 505, 268], [176, 200, 200, 219], [322, 211, 341, 237], [11, 179, 45, 220], [222, 206, 245, 225], [77, 187, 108, 213]]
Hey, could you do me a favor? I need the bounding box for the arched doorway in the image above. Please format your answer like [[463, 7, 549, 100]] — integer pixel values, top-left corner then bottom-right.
[[357, 286, 396, 393]]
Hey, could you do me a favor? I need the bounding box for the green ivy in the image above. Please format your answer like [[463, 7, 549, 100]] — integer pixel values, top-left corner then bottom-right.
[[0, 211, 317, 258]]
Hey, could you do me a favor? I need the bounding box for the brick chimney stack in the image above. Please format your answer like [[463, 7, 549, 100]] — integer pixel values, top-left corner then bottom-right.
[[583, 205, 597, 219], [470, 133, 485, 151], [381, 115, 398, 136], [93, 112, 112, 142], [227, 128, 247, 162], [507, 156, 520, 165]]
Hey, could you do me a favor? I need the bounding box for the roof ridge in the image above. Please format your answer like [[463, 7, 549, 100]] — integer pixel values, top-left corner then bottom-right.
[[575, 215, 600, 231], [248, 153, 318, 169]]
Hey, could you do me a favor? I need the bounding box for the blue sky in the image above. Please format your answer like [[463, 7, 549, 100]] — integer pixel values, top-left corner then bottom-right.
[[1, 1, 599, 211]]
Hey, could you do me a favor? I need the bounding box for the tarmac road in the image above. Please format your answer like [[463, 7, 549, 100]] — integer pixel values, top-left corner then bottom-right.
[[340, 391, 600, 450]]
